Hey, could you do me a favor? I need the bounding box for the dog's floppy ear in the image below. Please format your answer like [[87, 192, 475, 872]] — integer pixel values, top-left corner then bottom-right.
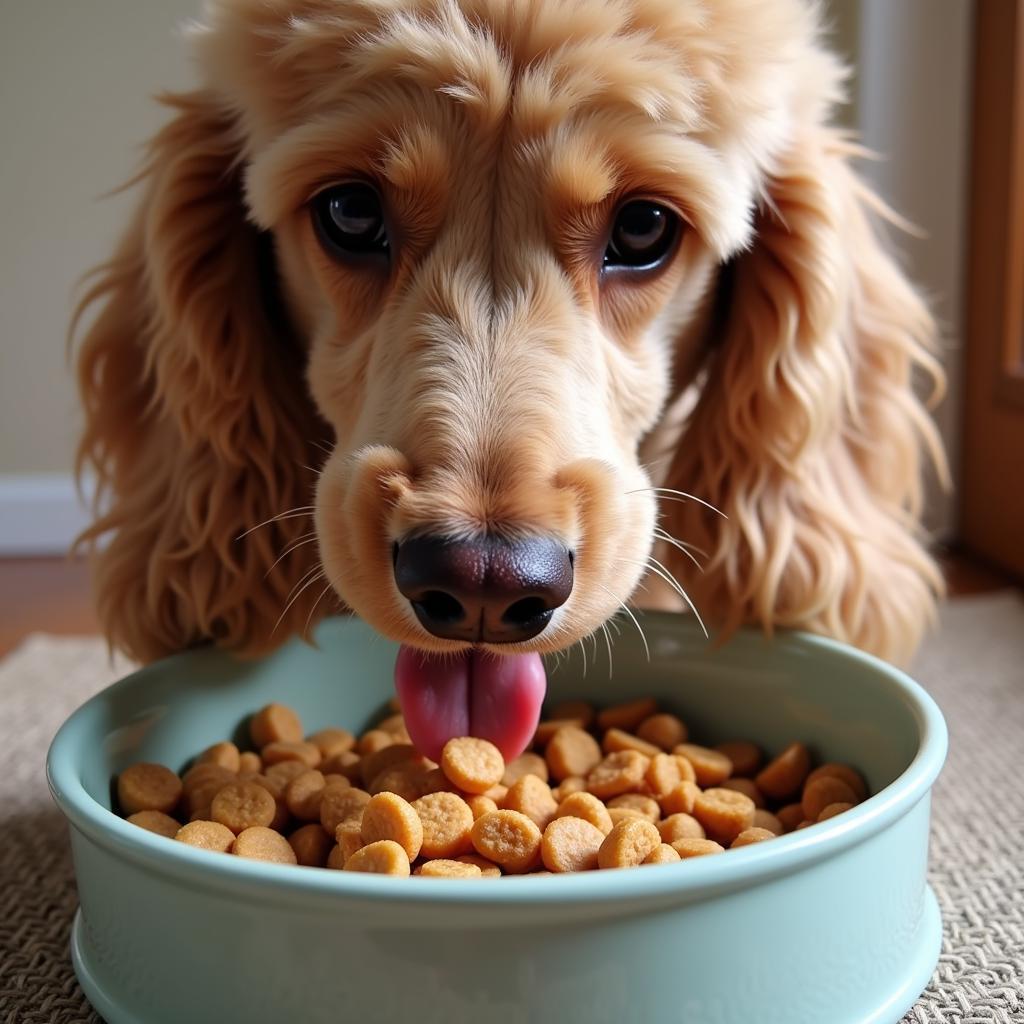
[[660, 126, 947, 664], [74, 91, 326, 662]]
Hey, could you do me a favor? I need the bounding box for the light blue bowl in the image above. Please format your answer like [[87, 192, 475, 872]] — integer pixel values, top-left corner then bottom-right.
[[47, 613, 946, 1024]]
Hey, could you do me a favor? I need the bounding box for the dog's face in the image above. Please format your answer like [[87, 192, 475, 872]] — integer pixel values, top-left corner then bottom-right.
[[200, 0, 817, 657]]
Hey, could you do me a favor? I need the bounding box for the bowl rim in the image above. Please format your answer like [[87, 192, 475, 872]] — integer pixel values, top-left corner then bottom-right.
[[47, 616, 947, 908]]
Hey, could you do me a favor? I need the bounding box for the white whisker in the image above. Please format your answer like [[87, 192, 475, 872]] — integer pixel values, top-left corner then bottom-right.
[[598, 583, 650, 661], [626, 487, 727, 519], [652, 527, 705, 572], [264, 533, 319, 578], [237, 506, 316, 541], [273, 568, 325, 636], [643, 555, 710, 640], [304, 581, 335, 636]]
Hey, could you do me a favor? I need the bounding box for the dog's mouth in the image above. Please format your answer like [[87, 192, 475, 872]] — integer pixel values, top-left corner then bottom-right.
[[394, 645, 547, 762]]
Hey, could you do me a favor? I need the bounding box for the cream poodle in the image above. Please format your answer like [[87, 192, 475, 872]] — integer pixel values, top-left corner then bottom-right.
[[75, 0, 945, 756]]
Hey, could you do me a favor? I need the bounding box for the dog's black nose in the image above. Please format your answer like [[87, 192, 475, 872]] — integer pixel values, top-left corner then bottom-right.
[[393, 534, 573, 643]]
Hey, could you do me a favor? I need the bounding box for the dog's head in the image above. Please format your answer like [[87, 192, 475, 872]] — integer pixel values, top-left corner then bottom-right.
[[76, 0, 944, 748]]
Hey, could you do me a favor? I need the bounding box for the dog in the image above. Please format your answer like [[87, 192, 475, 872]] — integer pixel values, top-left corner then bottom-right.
[[74, 0, 946, 757]]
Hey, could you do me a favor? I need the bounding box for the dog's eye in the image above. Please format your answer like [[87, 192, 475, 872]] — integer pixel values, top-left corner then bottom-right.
[[311, 183, 389, 259], [604, 200, 679, 271]]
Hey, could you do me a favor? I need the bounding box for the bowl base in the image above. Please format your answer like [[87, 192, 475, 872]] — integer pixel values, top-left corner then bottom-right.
[[70, 887, 941, 1024]]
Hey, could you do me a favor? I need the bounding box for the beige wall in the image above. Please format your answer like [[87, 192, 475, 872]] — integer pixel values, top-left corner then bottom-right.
[[0, 0, 200, 474]]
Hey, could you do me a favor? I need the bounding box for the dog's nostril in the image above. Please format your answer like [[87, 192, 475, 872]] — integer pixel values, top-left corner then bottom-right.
[[414, 590, 465, 625], [502, 597, 551, 628]]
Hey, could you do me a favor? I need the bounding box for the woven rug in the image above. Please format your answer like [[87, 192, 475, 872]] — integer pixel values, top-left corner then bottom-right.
[[1, 594, 1022, 1024]]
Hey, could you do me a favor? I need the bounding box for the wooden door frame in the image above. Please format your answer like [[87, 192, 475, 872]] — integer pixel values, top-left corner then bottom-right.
[[961, 0, 1024, 573]]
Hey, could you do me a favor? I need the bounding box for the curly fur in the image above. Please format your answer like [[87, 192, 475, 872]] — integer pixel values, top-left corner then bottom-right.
[[74, 0, 946, 666]]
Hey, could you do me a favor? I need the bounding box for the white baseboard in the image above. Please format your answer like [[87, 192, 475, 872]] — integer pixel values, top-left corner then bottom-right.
[[0, 473, 96, 556]]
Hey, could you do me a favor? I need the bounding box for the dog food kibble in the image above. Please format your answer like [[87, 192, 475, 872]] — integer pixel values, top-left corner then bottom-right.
[[289, 823, 333, 867], [643, 843, 681, 865], [504, 774, 559, 829], [755, 742, 812, 801], [211, 781, 277, 834], [636, 713, 688, 750], [541, 815, 606, 872], [693, 788, 756, 846], [731, 827, 776, 848], [360, 792, 424, 860], [545, 726, 602, 781], [341, 839, 407, 875], [117, 763, 182, 816], [714, 740, 763, 778], [175, 820, 235, 852], [440, 737, 505, 794], [673, 744, 733, 787], [116, 698, 868, 876], [250, 703, 303, 748], [471, 810, 542, 873], [417, 859, 482, 878], [597, 818, 661, 869], [412, 792, 474, 858], [126, 810, 181, 838]]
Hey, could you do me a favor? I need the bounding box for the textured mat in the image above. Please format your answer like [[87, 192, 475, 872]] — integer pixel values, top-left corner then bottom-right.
[[1, 594, 1022, 1023]]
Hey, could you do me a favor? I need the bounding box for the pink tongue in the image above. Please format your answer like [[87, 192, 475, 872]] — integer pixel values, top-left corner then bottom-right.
[[394, 646, 546, 762]]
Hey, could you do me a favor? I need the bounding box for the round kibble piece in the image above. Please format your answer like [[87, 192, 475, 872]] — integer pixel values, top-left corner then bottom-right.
[[636, 713, 688, 751], [541, 816, 606, 873], [597, 818, 661, 869], [545, 727, 602, 782], [465, 794, 499, 820], [417, 859, 483, 878], [261, 740, 321, 768], [440, 738, 505, 794], [322, 750, 362, 782], [755, 742, 811, 801], [776, 803, 806, 833], [693, 788, 756, 846], [345, 839, 411, 876], [285, 770, 327, 821], [413, 791, 475, 859], [503, 775, 559, 830], [607, 794, 660, 823], [470, 810, 542, 874], [250, 703, 303, 748], [602, 728, 661, 758], [802, 775, 858, 821], [753, 809, 785, 835], [175, 820, 235, 853], [368, 762, 433, 801], [126, 810, 180, 839], [117, 763, 182, 816], [358, 729, 396, 756], [673, 744, 733, 787], [645, 753, 687, 799], [289, 823, 332, 867], [804, 762, 868, 802], [658, 780, 701, 816], [596, 698, 659, 733], [533, 719, 585, 745], [502, 753, 549, 786], [658, 813, 706, 844], [307, 727, 355, 759], [643, 843, 681, 865], [210, 781, 277, 834], [360, 792, 423, 861], [334, 820, 365, 861], [233, 826, 298, 864], [607, 807, 647, 826], [264, 760, 310, 791], [731, 827, 776, 848], [719, 777, 765, 808], [197, 741, 241, 772], [555, 791, 614, 835], [817, 801, 854, 822], [457, 854, 502, 877], [238, 751, 262, 774], [552, 776, 587, 802], [320, 784, 371, 834], [671, 837, 725, 858], [714, 740, 763, 778], [326, 843, 348, 870], [359, 743, 419, 788], [247, 776, 291, 831], [586, 750, 649, 799]]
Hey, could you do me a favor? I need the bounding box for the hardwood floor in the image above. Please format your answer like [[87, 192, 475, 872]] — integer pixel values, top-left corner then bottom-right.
[[0, 549, 1018, 658]]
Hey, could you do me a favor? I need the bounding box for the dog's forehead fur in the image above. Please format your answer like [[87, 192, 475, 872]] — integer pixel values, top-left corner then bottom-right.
[[193, 0, 842, 256]]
